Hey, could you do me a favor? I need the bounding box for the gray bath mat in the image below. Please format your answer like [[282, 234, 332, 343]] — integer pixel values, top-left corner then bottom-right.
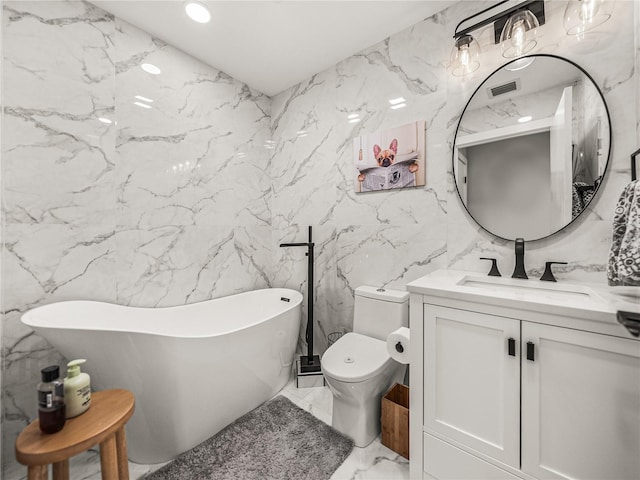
[[144, 395, 354, 480]]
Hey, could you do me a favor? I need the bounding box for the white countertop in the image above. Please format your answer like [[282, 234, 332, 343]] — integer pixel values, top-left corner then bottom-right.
[[407, 269, 640, 340]]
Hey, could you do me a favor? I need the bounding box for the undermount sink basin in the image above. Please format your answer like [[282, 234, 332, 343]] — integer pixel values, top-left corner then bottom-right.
[[456, 275, 601, 302]]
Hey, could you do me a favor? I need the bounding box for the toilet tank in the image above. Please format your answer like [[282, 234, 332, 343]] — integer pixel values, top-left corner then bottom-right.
[[353, 286, 409, 341]]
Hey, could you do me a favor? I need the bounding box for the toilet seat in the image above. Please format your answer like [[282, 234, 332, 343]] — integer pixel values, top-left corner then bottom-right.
[[321, 332, 393, 383]]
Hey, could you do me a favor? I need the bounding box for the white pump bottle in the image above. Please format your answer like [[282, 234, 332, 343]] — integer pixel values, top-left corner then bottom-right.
[[64, 359, 91, 418]]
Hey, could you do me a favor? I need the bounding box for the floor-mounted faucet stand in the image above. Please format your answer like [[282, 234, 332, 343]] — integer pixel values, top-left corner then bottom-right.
[[280, 226, 321, 373]]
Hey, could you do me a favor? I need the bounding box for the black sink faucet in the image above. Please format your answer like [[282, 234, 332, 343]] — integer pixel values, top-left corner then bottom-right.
[[511, 238, 528, 279]]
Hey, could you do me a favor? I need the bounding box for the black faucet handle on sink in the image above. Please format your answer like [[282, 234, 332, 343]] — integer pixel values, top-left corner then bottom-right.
[[480, 257, 501, 277], [540, 262, 568, 282]]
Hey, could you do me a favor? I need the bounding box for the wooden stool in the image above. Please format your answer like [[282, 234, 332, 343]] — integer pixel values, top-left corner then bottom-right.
[[15, 389, 135, 480]]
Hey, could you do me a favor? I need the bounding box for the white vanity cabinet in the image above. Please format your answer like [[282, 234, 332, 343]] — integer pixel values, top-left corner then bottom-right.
[[521, 322, 640, 479], [408, 270, 640, 480]]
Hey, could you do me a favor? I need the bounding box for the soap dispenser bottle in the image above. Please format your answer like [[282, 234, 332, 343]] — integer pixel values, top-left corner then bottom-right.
[[64, 359, 91, 418], [37, 365, 66, 433]]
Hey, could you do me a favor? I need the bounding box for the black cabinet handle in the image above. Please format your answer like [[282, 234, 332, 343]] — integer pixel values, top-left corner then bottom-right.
[[617, 311, 640, 337], [508, 338, 516, 356], [526, 341, 535, 361]]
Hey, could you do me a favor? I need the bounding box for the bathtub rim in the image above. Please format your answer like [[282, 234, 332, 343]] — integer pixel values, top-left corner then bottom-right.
[[21, 287, 303, 339]]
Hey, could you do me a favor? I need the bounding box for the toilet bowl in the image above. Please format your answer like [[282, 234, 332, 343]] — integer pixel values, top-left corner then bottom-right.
[[320, 286, 409, 447], [322, 332, 404, 446]]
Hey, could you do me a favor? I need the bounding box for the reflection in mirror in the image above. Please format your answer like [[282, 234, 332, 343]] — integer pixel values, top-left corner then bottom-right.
[[453, 55, 611, 241]]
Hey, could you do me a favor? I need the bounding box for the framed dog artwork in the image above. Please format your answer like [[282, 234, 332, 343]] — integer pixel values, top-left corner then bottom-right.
[[353, 120, 426, 193]]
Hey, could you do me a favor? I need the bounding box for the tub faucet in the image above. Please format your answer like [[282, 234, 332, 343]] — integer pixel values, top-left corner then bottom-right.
[[511, 238, 528, 279]]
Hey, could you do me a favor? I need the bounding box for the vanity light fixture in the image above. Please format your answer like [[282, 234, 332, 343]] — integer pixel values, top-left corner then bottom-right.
[[500, 9, 539, 58], [141, 63, 161, 75], [450, 0, 545, 76], [449, 34, 480, 77], [184, 1, 211, 24], [563, 0, 613, 36]]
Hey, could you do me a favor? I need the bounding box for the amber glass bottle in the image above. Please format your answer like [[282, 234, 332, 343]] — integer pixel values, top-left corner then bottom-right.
[[37, 365, 66, 433]]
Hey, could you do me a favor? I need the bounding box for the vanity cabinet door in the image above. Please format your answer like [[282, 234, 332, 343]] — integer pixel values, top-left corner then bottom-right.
[[424, 305, 520, 469], [521, 322, 640, 480]]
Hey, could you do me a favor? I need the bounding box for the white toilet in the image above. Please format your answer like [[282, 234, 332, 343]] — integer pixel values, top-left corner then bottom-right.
[[321, 286, 409, 447]]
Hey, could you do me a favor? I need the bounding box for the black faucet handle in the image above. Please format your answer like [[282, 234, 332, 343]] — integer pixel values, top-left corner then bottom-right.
[[540, 262, 568, 282], [480, 257, 501, 277]]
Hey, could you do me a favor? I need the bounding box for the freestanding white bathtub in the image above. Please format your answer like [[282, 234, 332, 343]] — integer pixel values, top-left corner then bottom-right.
[[21, 288, 302, 464]]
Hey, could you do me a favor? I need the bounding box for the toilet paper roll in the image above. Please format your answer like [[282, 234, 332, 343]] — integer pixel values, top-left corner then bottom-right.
[[386, 327, 410, 364]]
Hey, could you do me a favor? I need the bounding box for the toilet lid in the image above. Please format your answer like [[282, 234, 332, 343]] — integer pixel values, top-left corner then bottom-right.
[[321, 332, 393, 383]]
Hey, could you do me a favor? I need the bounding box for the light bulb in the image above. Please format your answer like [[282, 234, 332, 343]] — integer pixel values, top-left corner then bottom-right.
[[580, 0, 598, 23], [459, 45, 470, 67], [512, 20, 526, 54]]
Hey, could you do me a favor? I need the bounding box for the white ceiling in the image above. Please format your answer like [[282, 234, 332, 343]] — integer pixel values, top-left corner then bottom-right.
[[92, 0, 454, 96]]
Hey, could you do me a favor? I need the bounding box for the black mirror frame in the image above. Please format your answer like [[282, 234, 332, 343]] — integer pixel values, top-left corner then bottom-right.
[[452, 53, 613, 242]]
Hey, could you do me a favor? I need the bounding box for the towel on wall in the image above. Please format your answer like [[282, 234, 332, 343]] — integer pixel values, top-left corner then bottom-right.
[[608, 180, 640, 286]]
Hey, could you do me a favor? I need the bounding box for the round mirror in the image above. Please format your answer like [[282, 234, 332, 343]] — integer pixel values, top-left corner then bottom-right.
[[453, 54, 611, 241]]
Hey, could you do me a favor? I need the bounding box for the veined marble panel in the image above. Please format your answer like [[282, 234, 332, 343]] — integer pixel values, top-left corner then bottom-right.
[[114, 225, 273, 307], [115, 18, 272, 228], [2, 1, 116, 225], [270, 70, 339, 230]]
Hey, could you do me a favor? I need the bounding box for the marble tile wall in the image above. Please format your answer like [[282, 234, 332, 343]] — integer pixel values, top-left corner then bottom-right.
[[272, 0, 637, 355], [1, 0, 272, 473]]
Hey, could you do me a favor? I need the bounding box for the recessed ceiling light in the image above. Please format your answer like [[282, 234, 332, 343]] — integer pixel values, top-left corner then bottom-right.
[[98, 117, 112, 124], [518, 115, 533, 123], [134, 101, 152, 109], [389, 97, 406, 105], [390, 103, 407, 110], [141, 63, 161, 75], [185, 1, 211, 23], [135, 95, 154, 103]]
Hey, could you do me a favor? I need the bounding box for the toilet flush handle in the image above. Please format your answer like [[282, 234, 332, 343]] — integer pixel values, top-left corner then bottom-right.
[[395, 342, 404, 353]]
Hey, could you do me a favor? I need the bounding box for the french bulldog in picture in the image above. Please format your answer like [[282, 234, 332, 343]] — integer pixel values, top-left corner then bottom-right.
[[358, 138, 418, 182]]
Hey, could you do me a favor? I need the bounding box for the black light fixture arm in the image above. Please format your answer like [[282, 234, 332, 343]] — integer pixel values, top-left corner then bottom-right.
[[453, 0, 510, 38], [453, 0, 545, 44], [279, 226, 321, 373]]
